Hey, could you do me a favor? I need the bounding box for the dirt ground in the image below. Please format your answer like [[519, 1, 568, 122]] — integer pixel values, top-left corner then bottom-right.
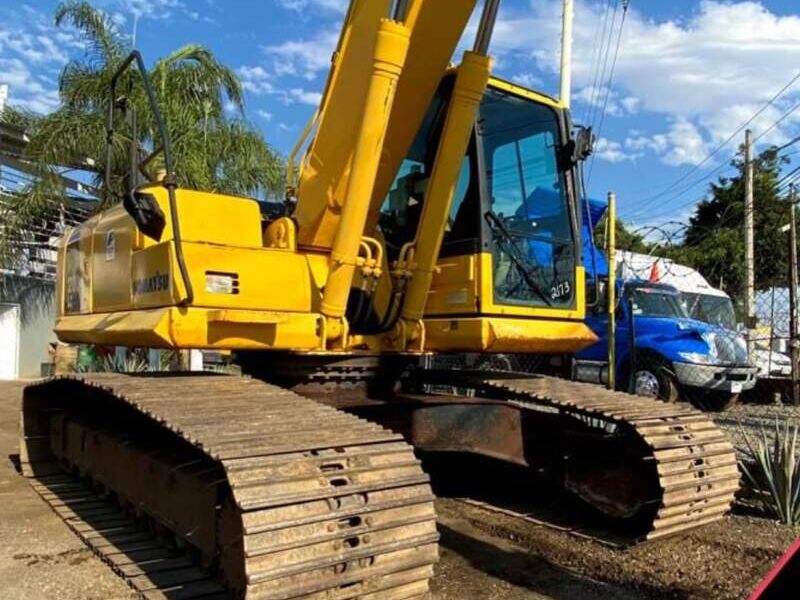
[[0, 379, 796, 600]]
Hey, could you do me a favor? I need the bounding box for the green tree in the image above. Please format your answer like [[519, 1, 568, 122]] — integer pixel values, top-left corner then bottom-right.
[[593, 216, 649, 253], [679, 147, 790, 302], [0, 1, 283, 266]]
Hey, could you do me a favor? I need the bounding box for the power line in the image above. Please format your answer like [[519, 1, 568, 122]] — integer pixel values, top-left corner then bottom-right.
[[629, 68, 800, 216], [587, 0, 630, 185], [581, 0, 614, 126], [585, 1, 619, 129], [631, 98, 800, 221]]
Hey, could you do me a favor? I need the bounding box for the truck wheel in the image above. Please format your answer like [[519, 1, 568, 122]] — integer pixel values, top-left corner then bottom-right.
[[630, 361, 679, 403], [685, 390, 738, 412]]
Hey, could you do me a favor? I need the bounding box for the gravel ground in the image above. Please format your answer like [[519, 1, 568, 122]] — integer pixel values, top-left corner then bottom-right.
[[715, 402, 800, 458], [0, 379, 795, 600], [436, 499, 798, 600]]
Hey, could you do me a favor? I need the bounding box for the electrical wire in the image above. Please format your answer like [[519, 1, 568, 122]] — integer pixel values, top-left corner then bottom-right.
[[629, 68, 800, 218], [587, 0, 630, 185]]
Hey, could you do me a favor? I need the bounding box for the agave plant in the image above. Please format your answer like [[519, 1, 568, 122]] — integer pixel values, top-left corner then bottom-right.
[[739, 419, 800, 525]]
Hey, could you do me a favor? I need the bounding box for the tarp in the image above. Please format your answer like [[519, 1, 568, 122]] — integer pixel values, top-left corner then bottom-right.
[[583, 197, 609, 278]]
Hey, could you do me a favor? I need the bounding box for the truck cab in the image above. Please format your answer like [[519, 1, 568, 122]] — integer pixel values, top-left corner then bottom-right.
[[618, 251, 793, 385], [576, 278, 756, 411]]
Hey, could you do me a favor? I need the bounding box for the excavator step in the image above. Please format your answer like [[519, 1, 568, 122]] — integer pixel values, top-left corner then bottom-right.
[[21, 374, 438, 600]]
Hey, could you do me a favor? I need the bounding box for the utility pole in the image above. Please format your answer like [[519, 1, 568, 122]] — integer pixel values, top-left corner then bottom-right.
[[560, 0, 574, 108], [789, 184, 799, 404], [744, 129, 755, 333]]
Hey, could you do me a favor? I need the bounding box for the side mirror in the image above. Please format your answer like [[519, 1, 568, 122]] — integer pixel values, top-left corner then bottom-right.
[[560, 126, 594, 170], [573, 126, 594, 162]]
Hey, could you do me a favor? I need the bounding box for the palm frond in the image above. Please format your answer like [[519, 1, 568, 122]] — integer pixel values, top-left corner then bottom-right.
[[3, 2, 284, 272], [55, 1, 124, 66]]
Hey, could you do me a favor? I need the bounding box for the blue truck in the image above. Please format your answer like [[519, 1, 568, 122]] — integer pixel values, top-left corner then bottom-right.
[[573, 199, 757, 411]]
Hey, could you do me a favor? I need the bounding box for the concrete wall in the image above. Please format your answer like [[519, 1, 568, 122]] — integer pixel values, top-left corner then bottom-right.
[[0, 275, 56, 379], [18, 303, 55, 378]]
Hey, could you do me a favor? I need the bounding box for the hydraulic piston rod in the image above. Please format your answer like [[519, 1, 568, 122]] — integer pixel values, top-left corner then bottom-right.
[[399, 0, 499, 333]]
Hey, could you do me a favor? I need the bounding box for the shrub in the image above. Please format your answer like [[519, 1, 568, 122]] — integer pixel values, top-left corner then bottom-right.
[[739, 419, 800, 525]]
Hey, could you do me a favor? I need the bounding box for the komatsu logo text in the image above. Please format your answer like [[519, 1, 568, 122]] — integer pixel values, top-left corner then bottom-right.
[[133, 272, 170, 295]]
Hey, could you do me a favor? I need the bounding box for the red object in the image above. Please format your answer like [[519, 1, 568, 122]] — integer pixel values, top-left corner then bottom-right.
[[649, 259, 661, 282], [748, 537, 800, 599]]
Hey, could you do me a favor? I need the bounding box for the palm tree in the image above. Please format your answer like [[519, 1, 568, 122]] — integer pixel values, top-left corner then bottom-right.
[[0, 0, 283, 267]]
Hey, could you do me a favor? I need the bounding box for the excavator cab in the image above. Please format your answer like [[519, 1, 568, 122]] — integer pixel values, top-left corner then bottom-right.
[[384, 77, 580, 311], [371, 75, 593, 353]]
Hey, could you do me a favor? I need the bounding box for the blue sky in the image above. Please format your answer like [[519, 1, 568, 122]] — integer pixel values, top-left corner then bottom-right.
[[3, 0, 800, 228]]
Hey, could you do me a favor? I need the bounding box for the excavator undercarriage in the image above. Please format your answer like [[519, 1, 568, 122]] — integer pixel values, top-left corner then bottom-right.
[[21, 374, 439, 599], [20, 367, 739, 597]]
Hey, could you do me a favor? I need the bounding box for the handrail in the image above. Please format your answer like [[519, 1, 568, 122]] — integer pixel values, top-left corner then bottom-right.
[[105, 50, 194, 305]]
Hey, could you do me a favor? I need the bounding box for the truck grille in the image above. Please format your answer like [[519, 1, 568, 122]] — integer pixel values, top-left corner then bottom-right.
[[714, 332, 748, 364]]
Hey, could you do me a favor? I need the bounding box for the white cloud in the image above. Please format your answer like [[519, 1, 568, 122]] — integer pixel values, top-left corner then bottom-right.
[[620, 96, 640, 114], [286, 88, 322, 106], [256, 109, 273, 121], [237, 65, 274, 95], [512, 72, 542, 89], [237, 28, 335, 110], [115, 0, 191, 20], [0, 6, 84, 113], [489, 1, 800, 165], [0, 57, 60, 113], [625, 133, 668, 154], [658, 119, 710, 166], [572, 85, 640, 118], [624, 119, 709, 166], [595, 137, 640, 163], [276, 0, 347, 13], [262, 29, 338, 80]]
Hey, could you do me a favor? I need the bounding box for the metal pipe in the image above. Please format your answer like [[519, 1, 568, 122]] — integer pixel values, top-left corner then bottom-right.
[[607, 191, 616, 391], [790, 184, 799, 404], [285, 108, 319, 194], [393, 0, 411, 21], [743, 128, 755, 364], [559, 0, 574, 107], [473, 0, 501, 55], [107, 50, 193, 306]]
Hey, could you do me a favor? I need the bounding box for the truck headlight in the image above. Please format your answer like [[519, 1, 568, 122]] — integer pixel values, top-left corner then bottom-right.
[[700, 332, 720, 363], [733, 336, 749, 363], [678, 351, 711, 364]]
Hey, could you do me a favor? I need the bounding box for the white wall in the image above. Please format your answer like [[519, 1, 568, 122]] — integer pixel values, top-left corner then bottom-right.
[[0, 304, 20, 379], [0, 276, 57, 379]]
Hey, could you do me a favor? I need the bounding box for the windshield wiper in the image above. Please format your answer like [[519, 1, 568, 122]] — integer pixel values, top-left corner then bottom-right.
[[485, 210, 552, 306]]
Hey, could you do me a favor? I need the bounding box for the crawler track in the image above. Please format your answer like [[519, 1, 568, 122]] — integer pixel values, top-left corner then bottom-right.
[[28, 472, 232, 599], [483, 377, 740, 540], [20, 374, 439, 600]]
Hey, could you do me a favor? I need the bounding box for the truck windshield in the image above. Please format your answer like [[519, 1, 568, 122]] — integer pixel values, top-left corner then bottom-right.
[[481, 88, 575, 308], [629, 287, 688, 318], [682, 293, 736, 330]]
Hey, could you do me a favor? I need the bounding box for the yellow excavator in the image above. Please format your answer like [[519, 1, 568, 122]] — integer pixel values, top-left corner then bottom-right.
[[20, 1, 740, 598]]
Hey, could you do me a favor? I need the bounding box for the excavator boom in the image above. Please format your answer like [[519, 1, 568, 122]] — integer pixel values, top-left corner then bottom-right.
[[294, 0, 478, 252]]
